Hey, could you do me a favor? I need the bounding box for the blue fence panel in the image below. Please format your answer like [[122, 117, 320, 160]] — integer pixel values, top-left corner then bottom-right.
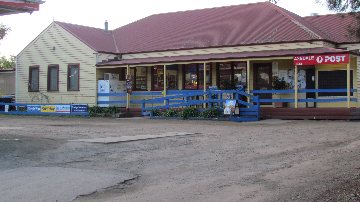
[[140, 89, 261, 122], [251, 89, 357, 104]]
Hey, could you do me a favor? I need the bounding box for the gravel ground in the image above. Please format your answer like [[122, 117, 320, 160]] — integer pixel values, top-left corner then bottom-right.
[[0, 115, 359, 202]]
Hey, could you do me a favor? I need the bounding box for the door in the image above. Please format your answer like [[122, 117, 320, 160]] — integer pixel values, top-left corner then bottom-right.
[[305, 67, 316, 108], [253, 63, 272, 105]]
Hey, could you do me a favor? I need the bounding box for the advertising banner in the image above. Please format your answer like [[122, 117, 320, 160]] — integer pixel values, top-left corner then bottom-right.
[[41, 105, 56, 113], [27, 105, 41, 112], [71, 104, 88, 113], [56, 105, 71, 113], [294, 53, 350, 66]]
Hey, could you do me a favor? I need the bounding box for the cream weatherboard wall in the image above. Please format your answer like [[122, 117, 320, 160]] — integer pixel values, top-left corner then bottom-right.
[[16, 22, 98, 105]]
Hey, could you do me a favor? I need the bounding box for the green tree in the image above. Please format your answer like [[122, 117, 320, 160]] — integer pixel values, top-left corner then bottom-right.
[[270, 0, 360, 11], [320, 0, 360, 12], [0, 24, 10, 41], [0, 56, 15, 69]]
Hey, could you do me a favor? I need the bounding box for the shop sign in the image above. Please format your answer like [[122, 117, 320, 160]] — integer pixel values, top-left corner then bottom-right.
[[27, 105, 41, 112], [56, 105, 71, 113], [71, 104, 88, 113], [294, 53, 349, 65], [41, 105, 56, 113]]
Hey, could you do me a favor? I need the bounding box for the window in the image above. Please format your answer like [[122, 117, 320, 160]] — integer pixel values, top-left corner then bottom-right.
[[234, 62, 247, 88], [151, 65, 179, 90], [167, 65, 178, 90], [217, 62, 247, 89], [183, 64, 198, 90], [218, 63, 232, 89], [198, 63, 211, 89], [28, 66, 39, 92], [152, 66, 164, 91], [132, 66, 147, 91], [47, 65, 59, 91], [68, 64, 79, 91], [318, 70, 353, 96], [183, 63, 211, 90]]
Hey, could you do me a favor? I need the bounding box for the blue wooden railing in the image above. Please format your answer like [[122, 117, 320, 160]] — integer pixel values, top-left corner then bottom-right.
[[252, 88, 358, 103], [97, 89, 358, 106], [140, 89, 260, 122]]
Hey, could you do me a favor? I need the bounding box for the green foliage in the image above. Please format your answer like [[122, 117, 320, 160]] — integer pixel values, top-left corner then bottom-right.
[[0, 56, 15, 69], [200, 107, 222, 118], [150, 106, 223, 120], [181, 107, 200, 119], [89, 106, 119, 117], [163, 109, 181, 117], [320, 0, 360, 12], [151, 109, 161, 116], [0, 24, 10, 41]]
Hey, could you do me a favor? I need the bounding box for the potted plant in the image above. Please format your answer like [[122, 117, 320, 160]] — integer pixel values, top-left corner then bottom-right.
[[272, 76, 290, 108]]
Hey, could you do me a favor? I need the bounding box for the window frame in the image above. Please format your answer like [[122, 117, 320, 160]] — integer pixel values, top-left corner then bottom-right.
[[216, 61, 247, 90], [166, 65, 179, 90], [67, 63, 80, 91], [318, 69, 353, 97], [182, 63, 212, 90], [132, 66, 148, 91], [47, 64, 59, 92], [28, 65, 40, 92], [151, 65, 165, 91]]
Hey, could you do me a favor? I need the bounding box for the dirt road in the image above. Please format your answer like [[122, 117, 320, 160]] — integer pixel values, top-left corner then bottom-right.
[[0, 116, 359, 202]]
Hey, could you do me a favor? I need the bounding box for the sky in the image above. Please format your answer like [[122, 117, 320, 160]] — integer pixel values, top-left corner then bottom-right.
[[0, 0, 334, 57]]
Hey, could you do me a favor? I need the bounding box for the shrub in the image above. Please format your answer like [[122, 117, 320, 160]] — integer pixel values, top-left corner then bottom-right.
[[200, 107, 222, 118], [181, 107, 199, 120], [163, 109, 180, 117], [151, 109, 161, 117], [89, 106, 119, 117]]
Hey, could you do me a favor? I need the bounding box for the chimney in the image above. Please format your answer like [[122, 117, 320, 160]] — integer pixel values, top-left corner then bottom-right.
[[104, 20, 108, 31]]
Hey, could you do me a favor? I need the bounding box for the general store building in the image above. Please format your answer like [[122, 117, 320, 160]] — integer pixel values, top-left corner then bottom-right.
[[16, 2, 360, 118]]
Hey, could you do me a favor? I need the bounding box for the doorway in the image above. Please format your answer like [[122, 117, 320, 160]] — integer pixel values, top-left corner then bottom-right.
[[253, 63, 272, 105], [305, 66, 316, 108]]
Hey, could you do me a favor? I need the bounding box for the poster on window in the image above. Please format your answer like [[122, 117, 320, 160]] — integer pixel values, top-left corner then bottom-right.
[[224, 100, 236, 115], [126, 74, 133, 94], [285, 69, 306, 89]]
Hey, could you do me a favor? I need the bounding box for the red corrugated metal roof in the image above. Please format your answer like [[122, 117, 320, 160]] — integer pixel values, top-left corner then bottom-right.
[[97, 47, 348, 66], [113, 2, 329, 54], [55, 2, 357, 54], [304, 13, 360, 43], [55, 21, 119, 53]]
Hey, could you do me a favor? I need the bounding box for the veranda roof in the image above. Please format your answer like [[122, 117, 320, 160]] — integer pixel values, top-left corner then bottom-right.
[[97, 47, 349, 67]]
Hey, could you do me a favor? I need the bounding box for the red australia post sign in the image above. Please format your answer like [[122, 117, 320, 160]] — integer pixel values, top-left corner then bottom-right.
[[294, 53, 350, 65]]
